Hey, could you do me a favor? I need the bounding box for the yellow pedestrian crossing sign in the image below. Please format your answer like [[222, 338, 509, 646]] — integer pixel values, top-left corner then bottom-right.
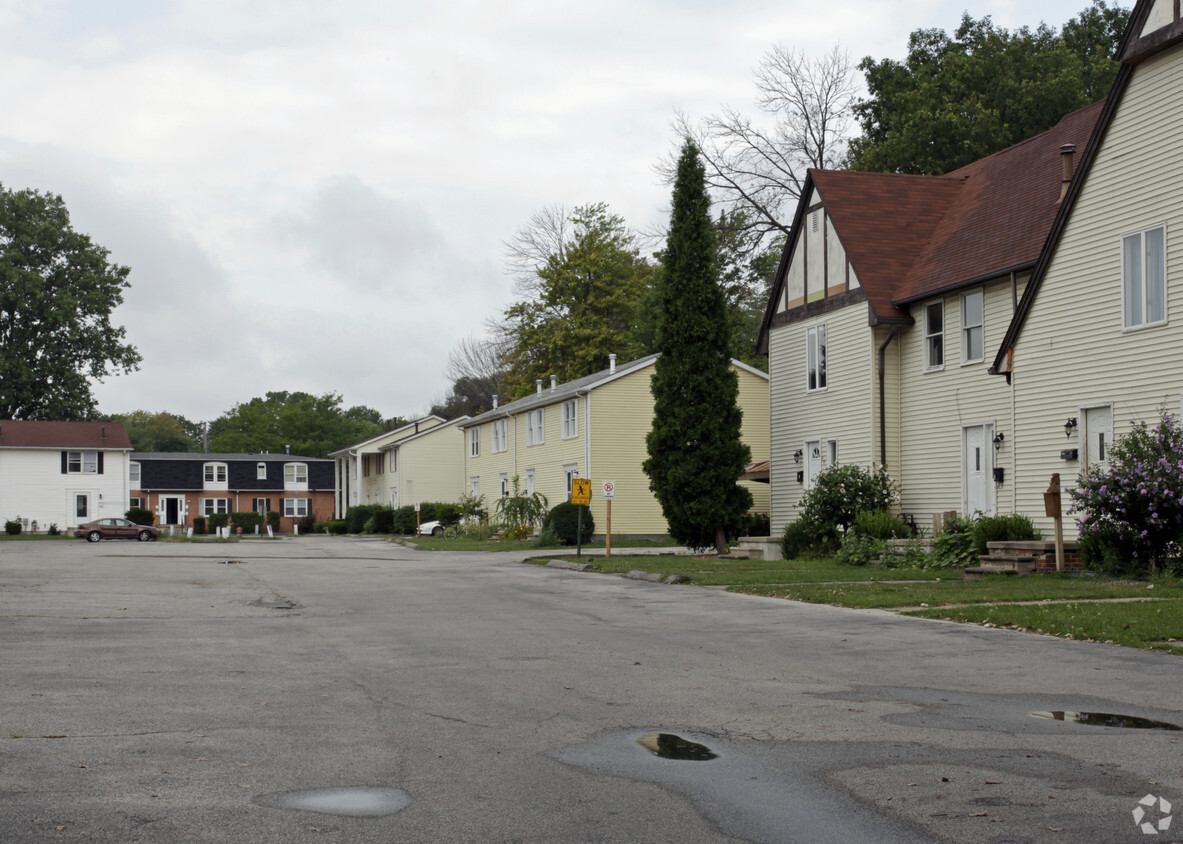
[[571, 478, 591, 505]]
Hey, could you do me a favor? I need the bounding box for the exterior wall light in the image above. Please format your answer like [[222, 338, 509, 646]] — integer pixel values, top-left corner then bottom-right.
[[1064, 417, 1078, 437]]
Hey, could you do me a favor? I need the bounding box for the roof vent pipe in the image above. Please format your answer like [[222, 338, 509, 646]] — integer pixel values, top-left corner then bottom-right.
[[493, 395, 499, 409], [1059, 144, 1076, 201], [100, 425, 106, 439], [609, 354, 617, 374], [536, 379, 543, 394], [550, 374, 556, 391], [285, 444, 291, 454]]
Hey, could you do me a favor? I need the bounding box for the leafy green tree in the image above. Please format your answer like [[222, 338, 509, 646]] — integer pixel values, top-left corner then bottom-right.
[[715, 212, 781, 369], [109, 410, 199, 451], [498, 203, 655, 399], [848, 2, 1129, 175], [0, 185, 141, 419], [207, 391, 385, 458], [644, 142, 753, 554]]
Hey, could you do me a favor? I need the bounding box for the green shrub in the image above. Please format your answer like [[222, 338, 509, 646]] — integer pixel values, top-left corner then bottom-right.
[[1071, 411, 1183, 575], [495, 476, 548, 532], [47, 523, 60, 536], [435, 503, 462, 524], [209, 512, 230, 532], [5, 518, 22, 536], [327, 519, 347, 535], [231, 511, 263, 534], [740, 512, 771, 537], [267, 511, 281, 532], [364, 507, 395, 534], [344, 505, 381, 534], [931, 513, 977, 568], [544, 502, 593, 545], [531, 522, 561, 548], [779, 519, 841, 560], [835, 533, 885, 567], [798, 464, 898, 540], [852, 509, 911, 540], [193, 516, 207, 534], [125, 507, 155, 526], [972, 513, 1040, 555]]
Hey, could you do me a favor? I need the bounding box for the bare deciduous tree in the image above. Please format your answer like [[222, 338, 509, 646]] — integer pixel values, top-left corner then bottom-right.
[[660, 44, 858, 249], [501, 203, 573, 301]]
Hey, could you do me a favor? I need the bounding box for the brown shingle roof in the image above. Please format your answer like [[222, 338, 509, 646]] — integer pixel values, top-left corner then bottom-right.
[[0, 420, 133, 450], [812, 100, 1104, 321]]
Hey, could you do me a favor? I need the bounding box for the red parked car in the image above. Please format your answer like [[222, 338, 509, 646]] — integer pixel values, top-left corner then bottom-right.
[[74, 518, 159, 542]]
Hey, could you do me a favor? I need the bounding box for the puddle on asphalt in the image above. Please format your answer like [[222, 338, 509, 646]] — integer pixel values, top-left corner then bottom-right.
[[1029, 710, 1181, 730], [637, 733, 718, 761], [254, 787, 411, 817]]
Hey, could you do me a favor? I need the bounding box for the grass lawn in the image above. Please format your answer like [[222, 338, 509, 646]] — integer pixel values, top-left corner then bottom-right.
[[406, 536, 679, 553], [530, 553, 1183, 654], [0, 534, 74, 541]]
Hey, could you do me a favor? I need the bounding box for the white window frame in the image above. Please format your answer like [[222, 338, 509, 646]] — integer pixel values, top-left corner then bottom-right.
[[564, 464, 578, 498], [283, 498, 310, 518], [924, 300, 945, 371], [491, 419, 507, 453], [826, 440, 838, 468], [257, 462, 267, 480], [469, 426, 480, 457], [806, 324, 827, 391], [1122, 224, 1167, 329], [128, 461, 141, 485], [68, 451, 99, 474], [284, 463, 308, 485], [469, 476, 480, 497], [201, 497, 229, 516], [527, 409, 545, 446], [129, 496, 144, 510], [561, 399, 578, 439], [203, 462, 228, 488], [961, 289, 984, 364]]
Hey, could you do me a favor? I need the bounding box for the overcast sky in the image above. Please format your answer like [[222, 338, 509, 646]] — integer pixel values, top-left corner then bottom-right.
[[0, 0, 1098, 423]]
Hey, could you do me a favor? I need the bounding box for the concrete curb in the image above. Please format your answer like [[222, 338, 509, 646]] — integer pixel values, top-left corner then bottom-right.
[[546, 559, 593, 572]]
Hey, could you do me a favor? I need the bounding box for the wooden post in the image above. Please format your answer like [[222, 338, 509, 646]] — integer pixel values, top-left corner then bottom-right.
[[605, 499, 612, 558], [1044, 473, 1064, 572]]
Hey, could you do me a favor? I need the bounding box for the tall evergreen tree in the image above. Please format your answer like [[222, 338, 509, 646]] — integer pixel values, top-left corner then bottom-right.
[[644, 141, 752, 554]]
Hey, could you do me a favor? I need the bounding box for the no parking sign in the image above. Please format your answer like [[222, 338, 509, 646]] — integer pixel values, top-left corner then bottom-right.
[[602, 480, 615, 500]]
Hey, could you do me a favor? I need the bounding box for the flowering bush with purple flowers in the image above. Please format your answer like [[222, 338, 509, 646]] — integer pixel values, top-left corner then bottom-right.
[[1070, 411, 1183, 576]]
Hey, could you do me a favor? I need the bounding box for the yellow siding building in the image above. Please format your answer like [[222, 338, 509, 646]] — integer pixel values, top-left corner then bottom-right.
[[460, 354, 769, 538]]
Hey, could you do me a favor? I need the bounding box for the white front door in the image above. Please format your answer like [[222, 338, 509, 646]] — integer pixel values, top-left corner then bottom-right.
[[804, 440, 822, 488], [68, 491, 93, 527], [963, 424, 994, 516], [1082, 405, 1113, 472]]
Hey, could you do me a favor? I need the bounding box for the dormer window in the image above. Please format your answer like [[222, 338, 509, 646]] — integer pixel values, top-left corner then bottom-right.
[[284, 463, 308, 485], [257, 462, 267, 480], [203, 462, 227, 484]]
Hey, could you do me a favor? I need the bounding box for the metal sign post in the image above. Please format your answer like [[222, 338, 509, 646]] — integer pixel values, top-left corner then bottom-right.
[[571, 478, 592, 558]]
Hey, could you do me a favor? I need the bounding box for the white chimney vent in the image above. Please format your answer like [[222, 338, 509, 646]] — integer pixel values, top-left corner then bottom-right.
[[609, 354, 617, 374], [493, 395, 499, 409], [536, 379, 543, 394], [550, 374, 557, 391]]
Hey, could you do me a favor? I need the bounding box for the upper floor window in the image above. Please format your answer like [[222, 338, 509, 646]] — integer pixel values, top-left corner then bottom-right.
[[526, 409, 545, 446], [492, 419, 508, 453], [924, 301, 944, 370], [1123, 225, 1166, 328], [961, 289, 984, 363], [562, 399, 578, 439], [256, 462, 267, 480], [67, 451, 99, 474], [389, 450, 397, 472], [129, 461, 141, 485], [469, 426, 480, 457], [806, 324, 827, 391], [284, 463, 308, 484], [204, 462, 227, 484]]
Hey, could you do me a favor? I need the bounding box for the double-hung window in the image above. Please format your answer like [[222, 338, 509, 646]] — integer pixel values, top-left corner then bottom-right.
[[256, 462, 267, 479], [806, 324, 827, 391], [283, 498, 309, 518], [961, 290, 984, 363], [1123, 225, 1166, 328], [128, 461, 141, 486], [491, 420, 502, 453], [561, 399, 578, 439], [284, 463, 308, 485], [68, 451, 99, 474], [201, 497, 229, 516], [526, 409, 544, 446], [469, 426, 480, 457], [924, 302, 944, 370], [204, 462, 228, 486]]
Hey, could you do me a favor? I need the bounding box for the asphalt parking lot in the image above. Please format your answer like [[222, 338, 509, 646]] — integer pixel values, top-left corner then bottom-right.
[[1, 537, 1180, 842]]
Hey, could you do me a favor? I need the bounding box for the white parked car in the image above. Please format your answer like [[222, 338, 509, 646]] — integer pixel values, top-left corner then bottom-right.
[[417, 520, 445, 537]]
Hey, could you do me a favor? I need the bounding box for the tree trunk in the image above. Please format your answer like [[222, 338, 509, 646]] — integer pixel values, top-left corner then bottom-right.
[[714, 525, 728, 556]]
